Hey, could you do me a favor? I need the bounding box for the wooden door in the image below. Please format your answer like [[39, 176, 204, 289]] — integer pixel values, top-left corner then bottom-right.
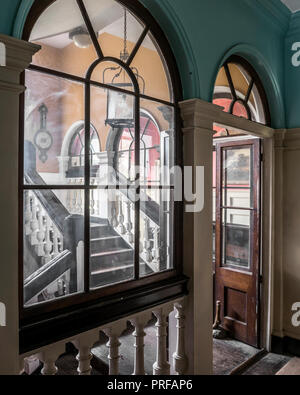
[[215, 139, 261, 347]]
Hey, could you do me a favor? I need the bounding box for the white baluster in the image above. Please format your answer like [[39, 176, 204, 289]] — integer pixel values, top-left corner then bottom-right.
[[38, 344, 64, 375], [36, 205, 46, 257], [72, 182, 77, 214], [43, 216, 53, 263], [173, 301, 188, 375], [118, 195, 126, 235], [24, 191, 32, 236], [111, 202, 118, 228], [52, 227, 60, 258], [126, 201, 134, 244], [103, 321, 126, 375], [143, 218, 152, 263], [152, 227, 160, 269], [66, 179, 72, 211], [30, 196, 39, 245], [90, 188, 95, 216], [77, 180, 83, 214], [153, 306, 173, 375], [72, 331, 99, 375], [130, 312, 152, 375]]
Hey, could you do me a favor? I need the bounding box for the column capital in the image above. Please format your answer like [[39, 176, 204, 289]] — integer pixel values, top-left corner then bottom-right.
[[0, 34, 40, 87], [179, 98, 223, 130]]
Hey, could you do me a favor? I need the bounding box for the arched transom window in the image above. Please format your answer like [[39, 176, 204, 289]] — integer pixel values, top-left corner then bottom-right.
[[213, 56, 270, 138]]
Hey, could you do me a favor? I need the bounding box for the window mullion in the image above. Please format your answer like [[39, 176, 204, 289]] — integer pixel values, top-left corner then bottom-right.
[[134, 96, 141, 280], [76, 0, 104, 60], [84, 81, 91, 293]]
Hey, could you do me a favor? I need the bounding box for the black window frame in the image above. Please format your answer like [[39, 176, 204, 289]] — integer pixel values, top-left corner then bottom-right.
[[19, 0, 185, 340]]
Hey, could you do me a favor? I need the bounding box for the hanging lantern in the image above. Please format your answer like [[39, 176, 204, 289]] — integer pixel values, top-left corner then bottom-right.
[[104, 7, 145, 129]]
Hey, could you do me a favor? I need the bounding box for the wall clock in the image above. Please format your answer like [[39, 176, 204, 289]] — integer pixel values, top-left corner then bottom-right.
[[34, 103, 53, 163]]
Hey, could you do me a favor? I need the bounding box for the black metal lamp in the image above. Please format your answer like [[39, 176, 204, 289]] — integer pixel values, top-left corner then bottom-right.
[[104, 7, 145, 129]]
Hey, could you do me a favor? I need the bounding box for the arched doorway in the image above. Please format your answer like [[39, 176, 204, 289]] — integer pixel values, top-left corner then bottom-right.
[[212, 56, 270, 358]]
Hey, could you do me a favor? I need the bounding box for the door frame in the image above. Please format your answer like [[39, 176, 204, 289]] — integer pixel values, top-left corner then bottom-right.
[[214, 137, 261, 347], [212, 113, 275, 351]]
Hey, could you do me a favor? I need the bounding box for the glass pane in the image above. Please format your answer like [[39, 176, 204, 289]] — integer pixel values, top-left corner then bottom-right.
[[222, 146, 252, 188], [90, 85, 135, 186], [29, 0, 98, 77], [23, 190, 84, 307], [90, 189, 135, 289], [24, 70, 84, 185], [140, 189, 174, 277], [140, 99, 174, 187], [91, 61, 135, 92], [222, 208, 251, 270], [223, 188, 251, 209], [83, 0, 145, 59], [130, 31, 173, 102], [222, 146, 252, 208]]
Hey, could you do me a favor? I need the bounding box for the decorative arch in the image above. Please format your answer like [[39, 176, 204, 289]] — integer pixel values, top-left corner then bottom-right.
[[211, 44, 285, 129]]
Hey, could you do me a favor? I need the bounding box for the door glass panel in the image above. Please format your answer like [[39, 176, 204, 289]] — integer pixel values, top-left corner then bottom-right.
[[222, 146, 253, 208], [222, 208, 251, 270]]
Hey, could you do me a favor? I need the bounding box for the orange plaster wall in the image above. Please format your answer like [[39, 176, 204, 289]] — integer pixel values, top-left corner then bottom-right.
[[28, 32, 171, 174]]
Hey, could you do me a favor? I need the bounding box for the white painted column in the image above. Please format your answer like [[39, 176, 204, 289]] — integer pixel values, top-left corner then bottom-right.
[[103, 321, 127, 375], [130, 312, 152, 375], [153, 305, 173, 375], [0, 34, 40, 375], [38, 344, 65, 375], [178, 99, 221, 375], [173, 300, 188, 375], [72, 330, 99, 375]]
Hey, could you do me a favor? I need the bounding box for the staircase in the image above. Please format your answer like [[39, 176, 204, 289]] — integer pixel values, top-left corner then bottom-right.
[[90, 219, 153, 289]]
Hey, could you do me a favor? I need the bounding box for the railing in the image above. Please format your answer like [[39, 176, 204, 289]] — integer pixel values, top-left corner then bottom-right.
[[20, 297, 187, 376], [66, 178, 163, 274], [24, 190, 65, 265]]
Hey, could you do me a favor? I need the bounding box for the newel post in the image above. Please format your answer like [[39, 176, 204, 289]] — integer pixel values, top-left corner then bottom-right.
[[0, 35, 40, 375], [177, 99, 222, 375]]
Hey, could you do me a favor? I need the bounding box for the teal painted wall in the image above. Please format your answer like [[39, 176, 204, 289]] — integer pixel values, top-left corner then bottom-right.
[[284, 12, 300, 129], [0, 0, 293, 128], [141, 0, 288, 128], [0, 0, 21, 36]]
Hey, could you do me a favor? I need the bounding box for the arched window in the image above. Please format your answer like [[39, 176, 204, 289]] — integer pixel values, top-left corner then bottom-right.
[[68, 124, 101, 175], [213, 56, 270, 137], [21, 0, 182, 323]]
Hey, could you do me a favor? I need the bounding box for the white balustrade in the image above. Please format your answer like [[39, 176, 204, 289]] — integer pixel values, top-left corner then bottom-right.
[[24, 192, 63, 266], [20, 298, 187, 376]]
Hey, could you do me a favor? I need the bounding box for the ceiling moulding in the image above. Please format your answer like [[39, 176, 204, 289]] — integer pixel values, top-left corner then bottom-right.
[[244, 0, 291, 35], [286, 11, 300, 37]]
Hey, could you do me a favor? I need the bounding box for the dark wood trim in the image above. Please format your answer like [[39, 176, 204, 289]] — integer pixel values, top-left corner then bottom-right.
[[20, 275, 188, 354], [214, 138, 261, 347]]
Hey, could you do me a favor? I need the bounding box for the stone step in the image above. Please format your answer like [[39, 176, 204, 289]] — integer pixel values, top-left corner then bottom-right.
[[90, 223, 118, 239], [90, 235, 128, 253]]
